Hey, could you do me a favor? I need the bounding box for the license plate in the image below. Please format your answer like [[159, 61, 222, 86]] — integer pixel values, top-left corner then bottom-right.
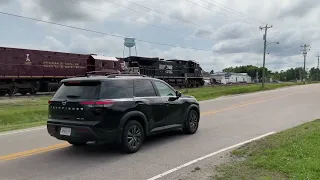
[[60, 127, 71, 136]]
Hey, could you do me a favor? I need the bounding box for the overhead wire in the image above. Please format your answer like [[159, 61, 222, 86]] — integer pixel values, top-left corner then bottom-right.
[[2, 2, 294, 56], [63, 0, 216, 41], [195, 0, 280, 39], [184, 0, 255, 25], [103, 0, 260, 39], [0, 11, 213, 52], [114, 1, 307, 71], [204, 0, 266, 24]]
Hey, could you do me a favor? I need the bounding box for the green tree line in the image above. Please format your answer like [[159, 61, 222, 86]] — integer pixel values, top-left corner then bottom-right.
[[216, 65, 320, 82]]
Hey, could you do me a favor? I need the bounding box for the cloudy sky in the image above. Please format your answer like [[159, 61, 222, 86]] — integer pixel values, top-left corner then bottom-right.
[[0, 0, 319, 72]]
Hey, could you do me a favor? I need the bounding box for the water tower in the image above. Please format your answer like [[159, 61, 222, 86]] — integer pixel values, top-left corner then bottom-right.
[[123, 37, 137, 57]]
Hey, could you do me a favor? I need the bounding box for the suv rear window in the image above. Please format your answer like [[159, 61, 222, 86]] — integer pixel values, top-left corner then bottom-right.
[[100, 80, 133, 99], [53, 81, 101, 99]]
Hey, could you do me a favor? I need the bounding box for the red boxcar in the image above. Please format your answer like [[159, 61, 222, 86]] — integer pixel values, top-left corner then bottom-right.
[[0, 47, 90, 78], [0, 46, 123, 96]]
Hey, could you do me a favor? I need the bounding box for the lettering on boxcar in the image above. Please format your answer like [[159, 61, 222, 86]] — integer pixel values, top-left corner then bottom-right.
[[24, 54, 32, 65], [42, 61, 85, 69]]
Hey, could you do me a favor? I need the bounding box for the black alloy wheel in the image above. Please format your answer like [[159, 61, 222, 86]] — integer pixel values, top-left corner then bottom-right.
[[183, 109, 199, 134], [122, 120, 144, 153]]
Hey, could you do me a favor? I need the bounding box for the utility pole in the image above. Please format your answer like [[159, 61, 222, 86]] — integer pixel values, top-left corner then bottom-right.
[[317, 55, 320, 81], [300, 44, 310, 84], [259, 24, 273, 88]]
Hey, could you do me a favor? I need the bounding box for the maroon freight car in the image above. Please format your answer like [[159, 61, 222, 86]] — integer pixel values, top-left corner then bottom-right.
[[0, 46, 123, 96]]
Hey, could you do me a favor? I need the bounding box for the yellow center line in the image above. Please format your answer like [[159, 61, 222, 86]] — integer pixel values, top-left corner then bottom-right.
[[0, 92, 295, 162], [0, 143, 70, 161]]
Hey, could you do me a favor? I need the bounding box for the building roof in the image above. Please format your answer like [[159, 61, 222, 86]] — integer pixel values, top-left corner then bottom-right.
[[210, 72, 250, 77], [91, 55, 118, 61], [166, 59, 200, 64]]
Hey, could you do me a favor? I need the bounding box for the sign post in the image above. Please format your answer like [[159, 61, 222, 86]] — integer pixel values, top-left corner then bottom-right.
[[184, 73, 188, 93]]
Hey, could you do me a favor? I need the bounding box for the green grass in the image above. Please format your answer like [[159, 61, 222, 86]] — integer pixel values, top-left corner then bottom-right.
[[0, 82, 312, 132], [0, 96, 50, 132], [182, 82, 305, 101], [214, 119, 320, 180]]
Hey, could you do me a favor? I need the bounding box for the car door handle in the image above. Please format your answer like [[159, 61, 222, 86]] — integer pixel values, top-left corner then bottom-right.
[[135, 101, 145, 105]]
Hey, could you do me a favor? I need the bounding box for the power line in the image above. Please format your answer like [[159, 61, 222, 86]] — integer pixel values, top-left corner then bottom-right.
[[184, 0, 255, 25], [107, 0, 206, 28], [0, 11, 213, 52], [63, 0, 215, 41], [104, 0, 250, 38], [205, 0, 265, 24]]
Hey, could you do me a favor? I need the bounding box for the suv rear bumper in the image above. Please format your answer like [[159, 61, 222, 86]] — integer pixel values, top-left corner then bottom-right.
[[47, 119, 122, 144]]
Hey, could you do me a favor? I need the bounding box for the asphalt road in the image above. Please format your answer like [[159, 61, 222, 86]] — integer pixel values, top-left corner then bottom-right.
[[1, 84, 320, 180]]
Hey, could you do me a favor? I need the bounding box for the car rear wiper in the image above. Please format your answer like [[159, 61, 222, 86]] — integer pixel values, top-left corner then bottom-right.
[[66, 95, 80, 98]]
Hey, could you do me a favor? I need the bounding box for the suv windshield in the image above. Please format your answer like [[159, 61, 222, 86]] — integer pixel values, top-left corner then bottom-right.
[[53, 81, 101, 99]]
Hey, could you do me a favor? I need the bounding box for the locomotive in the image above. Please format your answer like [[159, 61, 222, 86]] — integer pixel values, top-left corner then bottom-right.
[[0, 46, 204, 96], [120, 56, 204, 88]]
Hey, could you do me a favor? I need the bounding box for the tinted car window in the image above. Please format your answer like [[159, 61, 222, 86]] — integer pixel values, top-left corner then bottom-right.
[[100, 80, 133, 99], [134, 80, 157, 97], [153, 81, 176, 96], [53, 81, 101, 99]]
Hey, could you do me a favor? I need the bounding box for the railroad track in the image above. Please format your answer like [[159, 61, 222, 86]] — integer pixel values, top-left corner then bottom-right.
[[0, 92, 56, 99], [0, 83, 256, 99]]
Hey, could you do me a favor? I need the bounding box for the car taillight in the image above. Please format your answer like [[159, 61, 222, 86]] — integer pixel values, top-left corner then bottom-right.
[[48, 100, 52, 104], [80, 100, 115, 107]]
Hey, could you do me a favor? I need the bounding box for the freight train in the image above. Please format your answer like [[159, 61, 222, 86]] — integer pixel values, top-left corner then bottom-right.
[[121, 56, 204, 88], [0, 46, 205, 96]]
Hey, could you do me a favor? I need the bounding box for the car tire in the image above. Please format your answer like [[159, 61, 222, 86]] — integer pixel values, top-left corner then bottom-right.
[[68, 141, 87, 146], [183, 109, 199, 134], [122, 120, 145, 154]]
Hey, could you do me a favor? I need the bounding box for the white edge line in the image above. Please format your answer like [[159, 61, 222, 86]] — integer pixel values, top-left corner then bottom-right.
[[146, 131, 276, 180], [0, 126, 46, 136]]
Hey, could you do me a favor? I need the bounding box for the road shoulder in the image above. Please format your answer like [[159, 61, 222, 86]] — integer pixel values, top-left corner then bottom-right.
[[165, 119, 320, 180]]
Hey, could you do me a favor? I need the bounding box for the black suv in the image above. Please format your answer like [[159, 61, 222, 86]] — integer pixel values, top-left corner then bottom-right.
[[47, 74, 200, 153]]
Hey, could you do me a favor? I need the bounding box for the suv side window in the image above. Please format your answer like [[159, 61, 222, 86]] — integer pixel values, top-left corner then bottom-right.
[[153, 81, 176, 97], [100, 80, 133, 99], [134, 80, 157, 97]]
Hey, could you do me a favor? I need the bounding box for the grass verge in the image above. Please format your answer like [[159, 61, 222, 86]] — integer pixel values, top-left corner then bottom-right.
[[0, 82, 312, 132], [0, 96, 49, 132], [182, 82, 306, 101], [214, 119, 320, 180]]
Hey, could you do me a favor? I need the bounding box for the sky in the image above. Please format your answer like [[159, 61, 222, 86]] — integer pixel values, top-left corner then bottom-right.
[[0, 0, 320, 72]]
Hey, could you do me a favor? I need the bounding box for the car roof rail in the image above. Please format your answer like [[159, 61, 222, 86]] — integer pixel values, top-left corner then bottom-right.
[[73, 75, 86, 78], [106, 73, 148, 78], [85, 71, 120, 77]]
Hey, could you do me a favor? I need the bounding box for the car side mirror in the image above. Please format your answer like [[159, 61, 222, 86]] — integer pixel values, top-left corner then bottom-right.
[[168, 91, 182, 101], [176, 91, 181, 98]]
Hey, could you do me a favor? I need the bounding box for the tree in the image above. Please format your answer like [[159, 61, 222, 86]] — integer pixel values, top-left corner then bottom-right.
[[222, 65, 269, 79], [221, 64, 317, 82], [309, 67, 320, 81]]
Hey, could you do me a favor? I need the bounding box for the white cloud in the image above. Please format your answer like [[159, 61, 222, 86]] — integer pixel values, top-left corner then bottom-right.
[[1, 0, 320, 73], [43, 36, 66, 51]]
